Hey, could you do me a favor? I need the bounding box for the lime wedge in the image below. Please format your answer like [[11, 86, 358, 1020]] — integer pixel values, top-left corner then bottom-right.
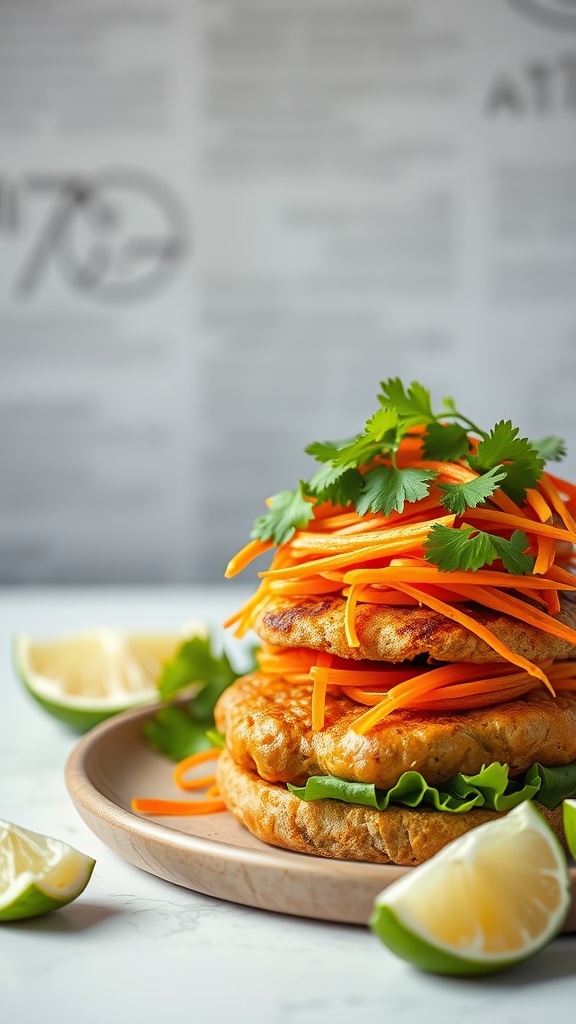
[[0, 819, 95, 921], [13, 628, 199, 732], [563, 799, 576, 859], [370, 802, 570, 975]]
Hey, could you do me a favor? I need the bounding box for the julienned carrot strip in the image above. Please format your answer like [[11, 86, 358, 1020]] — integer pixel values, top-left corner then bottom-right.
[[309, 511, 382, 532], [543, 588, 562, 616], [173, 748, 222, 791], [224, 538, 274, 579], [311, 651, 332, 730], [539, 472, 576, 535], [310, 665, 429, 690], [402, 460, 478, 483], [131, 797, 227, 815], [346, 668, 542, 712], [488, 489, 527, 517], [288, 515, 456, 554], [463, 508, 576, 543], [258, 515, 456, 579], [257, 646, 316, 665], [546, 471, 576, 503], [371, 582, 551, 688], [393, 676, 541, 712], [444, 583, 576, 654], [342, 565, 574, 591], [526, 487, 553, 524], [268, 578, 342, 596], [222, 582, 271, 633], [534, 535, 556, 576], [133, 748, 226, 816], [545, 563, 576, 587], [344, 585, 364, 647], [350, 660, 552, 734], [347, 583, 470, 605]]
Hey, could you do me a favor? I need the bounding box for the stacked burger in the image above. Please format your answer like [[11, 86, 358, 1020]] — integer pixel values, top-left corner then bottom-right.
[[215, 379, 576, 865]]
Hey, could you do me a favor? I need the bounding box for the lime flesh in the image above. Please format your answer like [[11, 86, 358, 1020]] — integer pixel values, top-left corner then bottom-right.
[[0, 819, 95, 921], [13, 628, 198, 732], [370, 802, 570, 975]]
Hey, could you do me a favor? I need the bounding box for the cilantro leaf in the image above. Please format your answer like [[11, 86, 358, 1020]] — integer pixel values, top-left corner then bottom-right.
[[470, 421, 543, 474], [438, 465, 508, 515], [243, 377, 566, 552], [142, 703, 214, 761], [308, 463, 364, 508], [305, 438, 356, 463], [423, 422, 471, 463], [489, 530, 536, 575], [424, 523, 534, 574], [250, 482, 315, 545], [157, 634, 237, 702], [531, 435, 567, 464], [378, 377, 434, 423], [498, 459, 543, 504], [144, 634, 257, 760], [356, 466, 437, 517], [468, 421, 544, 502], [331, 408, 399, 470], [424, 523, 497, 572]]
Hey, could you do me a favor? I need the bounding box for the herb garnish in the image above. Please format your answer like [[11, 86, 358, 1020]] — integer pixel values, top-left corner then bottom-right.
[[249, 377, 566, 574]]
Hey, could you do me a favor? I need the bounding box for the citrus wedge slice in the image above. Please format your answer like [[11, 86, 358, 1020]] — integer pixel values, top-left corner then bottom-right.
[[13, 627, 199, 732], [370, 802, 571, 975], [562, 799, 576, 859], [0, 819, 95, 921]]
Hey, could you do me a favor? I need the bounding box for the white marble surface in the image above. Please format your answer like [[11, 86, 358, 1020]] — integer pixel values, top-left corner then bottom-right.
[[1, 586, 576, 1024]]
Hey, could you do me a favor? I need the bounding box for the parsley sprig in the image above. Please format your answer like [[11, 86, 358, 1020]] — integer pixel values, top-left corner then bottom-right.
[[249, 377, 566, 574]]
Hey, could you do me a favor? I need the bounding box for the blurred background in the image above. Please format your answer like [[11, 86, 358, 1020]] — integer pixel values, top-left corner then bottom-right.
[[1, 0, 576, 586]]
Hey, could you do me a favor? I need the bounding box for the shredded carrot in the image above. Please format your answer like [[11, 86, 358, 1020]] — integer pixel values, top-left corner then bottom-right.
[[258, 515, 455, 579], [132, 748, 226, 816], [343, 564, 574, 592], [224, 537, 274, 578], [131, 797, 227, 815], [344, 584, 364, 647], [463, 507, 576, 544], [526, 487, 553, 524], [173, 748, 222, 791], [310, 651, 332, 730]]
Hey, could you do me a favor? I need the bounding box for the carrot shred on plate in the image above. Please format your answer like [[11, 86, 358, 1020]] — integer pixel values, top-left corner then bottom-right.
[[131, 796, 227, 815], [132, 748, 225, 817]]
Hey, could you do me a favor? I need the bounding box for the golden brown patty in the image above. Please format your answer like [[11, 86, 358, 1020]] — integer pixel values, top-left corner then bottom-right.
[[216, 750, 567, 865], [254, 593, 576, 664], [214, 672, 576, 789]]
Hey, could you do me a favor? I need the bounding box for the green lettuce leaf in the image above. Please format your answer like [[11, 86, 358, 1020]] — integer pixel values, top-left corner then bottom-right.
[[287, 760, 576, 814]]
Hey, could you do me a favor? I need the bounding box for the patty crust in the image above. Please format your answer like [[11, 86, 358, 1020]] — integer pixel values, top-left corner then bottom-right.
[[254, 594, 576, 664], [214, 671, 576, 789]]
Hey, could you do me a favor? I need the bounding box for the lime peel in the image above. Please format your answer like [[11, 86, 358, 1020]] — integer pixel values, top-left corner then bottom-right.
[[369, 802, 571, 975], [0, 819, 96, 921], [563, 799, 576, 859]]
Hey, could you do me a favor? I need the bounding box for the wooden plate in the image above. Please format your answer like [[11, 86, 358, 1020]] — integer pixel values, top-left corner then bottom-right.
[[65, 701, 576, 929]]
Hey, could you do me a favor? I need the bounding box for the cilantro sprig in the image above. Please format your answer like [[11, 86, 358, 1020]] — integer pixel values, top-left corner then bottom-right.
[[248, 377, 566, 574]]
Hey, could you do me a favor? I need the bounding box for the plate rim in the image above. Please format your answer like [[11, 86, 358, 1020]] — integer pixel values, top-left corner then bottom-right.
[[64, 700, 576, 930]]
